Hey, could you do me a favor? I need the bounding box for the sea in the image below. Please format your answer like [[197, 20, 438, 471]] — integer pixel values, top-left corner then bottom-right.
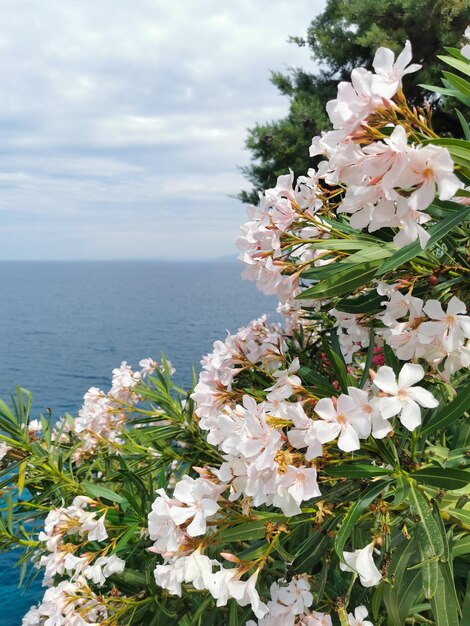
[[0, 260, 278, 625]]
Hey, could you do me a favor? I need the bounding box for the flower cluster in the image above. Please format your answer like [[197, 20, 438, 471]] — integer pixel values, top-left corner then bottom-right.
[[36, 496, 124, 587], [53, 358, 158, 461], [22, 578, 108, 626], [379, 291, 470, 379]]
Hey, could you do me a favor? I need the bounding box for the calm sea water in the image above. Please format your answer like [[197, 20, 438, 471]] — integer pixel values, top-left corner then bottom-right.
[[0, 260, 277, 625]]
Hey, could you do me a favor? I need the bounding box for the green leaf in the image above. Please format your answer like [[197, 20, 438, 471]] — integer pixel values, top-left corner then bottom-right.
[[298, 366, 338, 396], [81, 481, 129, 507], [298, 258, 384, 299], [461, 574, 470, 626], [324, 463, 393, 478], [321, 336, 349, 393], [309, 239, 377, 251], [430, 563, 460, 626], [229, 601, 239, 626], [17, 461, 26, 497], [438, 55, 470, 79], [376, 206, 470, 277], [292, 517, 336, 572], [421, 384, 470, 435], [218, 520, 272, 542], [411, 467, 470, 491], [448, 509, 470, 526], [452, 533, 470, 557], [443, 71, 470, 98], [409, 484, 444, 560], [299, 247, 393, 300], [392, 474, 411, 507], [455, 109, 470, 141], [335, 479, 391, 557], [383, 537, 423, 626], [336, 291, 383, 315], [421, 559, 439, 600]]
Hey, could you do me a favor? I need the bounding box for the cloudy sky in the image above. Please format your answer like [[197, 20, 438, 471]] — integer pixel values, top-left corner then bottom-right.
[[0, 1, 325, 260]]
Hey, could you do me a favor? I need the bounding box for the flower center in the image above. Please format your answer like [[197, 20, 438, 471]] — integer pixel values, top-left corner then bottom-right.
[[397, 388, 408, 400]]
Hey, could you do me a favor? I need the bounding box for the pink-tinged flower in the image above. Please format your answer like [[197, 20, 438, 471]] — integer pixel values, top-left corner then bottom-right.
[[266, 358, 301, 401], [301, 611, 333, 626], [406, 145, 463, 211], [273, 465, 322, 516], [340, 543, 382, 587], [371, 40, 421, 99], [348, 605, 374, 626], [139, 357, 157, 376], [381, 289, 423, 323], [394, 197, 432, 249], [227, 570, 269, 619], [346, 387, 392, 439], [171, 476, 224, 537], [373, 364, 438, 431], [420, 296, 470, 352], [285, 402, 323, 460], [314, 394, 371, 452]]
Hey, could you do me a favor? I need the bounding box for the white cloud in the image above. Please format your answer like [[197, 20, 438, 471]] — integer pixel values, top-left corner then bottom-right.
[[0, 0, 326, 259]]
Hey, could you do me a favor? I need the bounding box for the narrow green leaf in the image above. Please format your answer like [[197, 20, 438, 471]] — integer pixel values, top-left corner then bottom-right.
[[461, 574, 470, 626], [81, 481, 129, 507], [392, 474, 411, 507], [6, 491, 13, 534], [455, 109, 470, 141], [336, 291, 383, 315], [443, 71, 470, 98], [411, 467, 470, 491], [438, 55, 470, 78], [298, 258, 384, 299], [409, 484, 444, 560], [421, 559, 439, 600], [218, 520, 272, 542], [321, 336, 349, 393], [383, 537, 423, 626], [430, 563, 460, 626], [335, 479, 391, 557], [324, 463, 393, 478], [449, 509, 470, 526], [298, 366, 338, 396], [17, 461, 26, 497], [293, 517, 336, 572], [376, 206, 470, 277], [452, 533, 470, 557], [229, 601, 239, 626], [421, 383, 470, 435]]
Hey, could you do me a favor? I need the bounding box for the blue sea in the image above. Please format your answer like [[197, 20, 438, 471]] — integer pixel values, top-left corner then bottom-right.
[[0, 260, 278, 625]]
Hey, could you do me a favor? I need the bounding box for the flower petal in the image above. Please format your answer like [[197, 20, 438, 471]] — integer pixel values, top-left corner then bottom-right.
[[408, 386, 438, 408], [397, 363, 424, 389], [373, 366, 398, 394], [399, 399, 422, 431], [379, 395, 402, 419]]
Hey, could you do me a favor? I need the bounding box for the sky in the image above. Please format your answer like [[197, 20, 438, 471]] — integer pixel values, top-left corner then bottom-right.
[[0, 0, 326, 260]]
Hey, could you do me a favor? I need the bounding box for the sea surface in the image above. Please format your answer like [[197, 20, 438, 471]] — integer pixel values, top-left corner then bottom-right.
[[0, 260, 278, 625]]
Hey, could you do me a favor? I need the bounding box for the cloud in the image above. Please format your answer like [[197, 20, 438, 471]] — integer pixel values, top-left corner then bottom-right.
[[0, 0, 326, 259]]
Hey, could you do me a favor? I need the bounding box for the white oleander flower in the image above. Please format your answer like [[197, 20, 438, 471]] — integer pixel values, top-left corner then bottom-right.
[[340, 543, 382, 587], [348, 605, 374, 626], [373, 364, 439, 431]]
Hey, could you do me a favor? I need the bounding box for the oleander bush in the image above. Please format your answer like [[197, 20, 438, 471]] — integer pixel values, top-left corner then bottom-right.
[[1, 31, 470, 626]]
